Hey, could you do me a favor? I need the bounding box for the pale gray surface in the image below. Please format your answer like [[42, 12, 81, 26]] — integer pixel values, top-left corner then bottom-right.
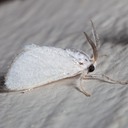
[[0, 0, 128, 128]]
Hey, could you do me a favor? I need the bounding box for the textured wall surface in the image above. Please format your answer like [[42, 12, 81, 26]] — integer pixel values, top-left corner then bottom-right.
[[0, 0, 128, 128]]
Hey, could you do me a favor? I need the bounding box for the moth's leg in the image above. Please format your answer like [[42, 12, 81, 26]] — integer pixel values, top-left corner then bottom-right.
[[82, 74, 128, 85], [77, 74, 91, 97]]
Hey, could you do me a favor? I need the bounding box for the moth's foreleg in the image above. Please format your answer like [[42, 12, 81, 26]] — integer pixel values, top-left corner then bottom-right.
[[82, 74, 128, 85], [76, 75, 91, 97]]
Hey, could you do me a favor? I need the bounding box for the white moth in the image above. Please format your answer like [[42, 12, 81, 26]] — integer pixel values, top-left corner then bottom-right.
[[3, 22, 128, 96]]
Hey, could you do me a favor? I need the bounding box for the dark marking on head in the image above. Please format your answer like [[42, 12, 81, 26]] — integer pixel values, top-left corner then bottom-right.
[[85, 58, 88, 61], [79, 62, 83, 65]]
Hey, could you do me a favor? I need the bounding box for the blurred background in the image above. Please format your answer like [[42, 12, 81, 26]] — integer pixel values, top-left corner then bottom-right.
[[0, 0, 128, 128]]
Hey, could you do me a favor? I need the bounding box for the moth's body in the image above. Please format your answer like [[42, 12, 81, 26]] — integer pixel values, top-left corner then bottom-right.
[[5, 44, 93, 91], [5, 21, 124, 96]]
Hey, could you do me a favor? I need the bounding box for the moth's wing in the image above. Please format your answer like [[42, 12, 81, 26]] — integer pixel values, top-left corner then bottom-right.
[[5, 45, 83, 90]]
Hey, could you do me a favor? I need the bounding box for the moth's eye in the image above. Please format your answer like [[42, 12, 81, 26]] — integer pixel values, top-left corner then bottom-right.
[[88, 64, 95, 72], [79, 62, 83, 65]]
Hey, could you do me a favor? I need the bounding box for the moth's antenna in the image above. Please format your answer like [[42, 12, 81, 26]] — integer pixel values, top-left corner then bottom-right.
[[84, 32, 98, 62], [90, 20, 100, 48]]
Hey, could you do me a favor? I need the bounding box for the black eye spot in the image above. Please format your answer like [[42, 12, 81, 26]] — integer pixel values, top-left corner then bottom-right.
[[79, 62, 83, 65], [88, 64, 95, 72], [85, 59, 87, 61]]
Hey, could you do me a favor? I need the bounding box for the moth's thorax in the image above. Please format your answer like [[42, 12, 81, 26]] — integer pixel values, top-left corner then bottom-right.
[[65, 49, 93, 69]]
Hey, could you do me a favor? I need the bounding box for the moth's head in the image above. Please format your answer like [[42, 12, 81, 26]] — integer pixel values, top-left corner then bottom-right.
[[76, 52, 96, 74]]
